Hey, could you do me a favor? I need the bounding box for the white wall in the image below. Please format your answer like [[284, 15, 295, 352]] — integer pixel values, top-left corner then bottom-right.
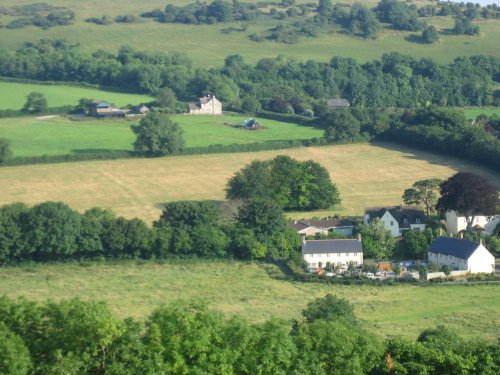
[[446, 210, 500, 236], [468, 245, 495, 273], [304, 251, 363, 268], [428, 251, 468, 270], [379, 211, 400, 237]]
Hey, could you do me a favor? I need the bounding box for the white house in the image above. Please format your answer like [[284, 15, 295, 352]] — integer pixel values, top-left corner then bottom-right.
[[289, 218, 355, 237], [428, 237, 495, 274], [445, 210, 499, 236], [364, 206, 426, 237], [188, 95, 222, 115], [302, 239, 363, 269]]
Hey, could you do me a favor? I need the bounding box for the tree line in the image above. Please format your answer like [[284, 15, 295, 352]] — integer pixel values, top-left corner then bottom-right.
[[1, 294, 498, 374], [0, 39, 498, 112]]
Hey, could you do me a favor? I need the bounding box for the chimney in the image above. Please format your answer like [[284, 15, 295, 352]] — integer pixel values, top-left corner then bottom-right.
[[460, 232, 463, 239], [480, 238, 483, 246], [357, 233, 362, 241], [439, 227, 443, 236]]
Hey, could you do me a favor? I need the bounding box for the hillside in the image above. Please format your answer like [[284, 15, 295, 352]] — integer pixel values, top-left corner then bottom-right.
[[0, 1, 499, 67], [0, 142, 498, 222], [1, 260, 499, 341]]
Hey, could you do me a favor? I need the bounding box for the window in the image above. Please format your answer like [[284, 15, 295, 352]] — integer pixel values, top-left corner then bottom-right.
[[338, 253, 341, 257], [390, 221, 394, 226], [403, 218, 408, 224], [354, 253, 357, 256], [415, 217, 421, 224], [346, 253, 350, 257], [327, 253, 330, 257]]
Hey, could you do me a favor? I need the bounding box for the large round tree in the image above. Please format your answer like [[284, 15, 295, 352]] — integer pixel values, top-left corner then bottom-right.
[[436, 172, 499, 231], [131, 112, 184, 156]]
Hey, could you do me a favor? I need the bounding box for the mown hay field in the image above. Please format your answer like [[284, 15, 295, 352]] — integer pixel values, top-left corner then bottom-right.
[[0, 114, 323, 156], [0, 142, 498, 222], [0, 81, 154, 110], [0, 261, 498, 342], [0, 1, 499, 67]]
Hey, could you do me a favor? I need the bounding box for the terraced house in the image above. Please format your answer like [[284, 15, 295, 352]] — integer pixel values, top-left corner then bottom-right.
[[302, 238, 363, 269]]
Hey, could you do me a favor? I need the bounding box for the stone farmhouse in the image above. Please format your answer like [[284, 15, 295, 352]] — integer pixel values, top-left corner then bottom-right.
[[445, 210, 499, 236], [188, 95, 222, 115], [289, 218, 355, 237], [428, 237, 495, 274], [364, 206, 427, 237], [302, 238, 363, 269]]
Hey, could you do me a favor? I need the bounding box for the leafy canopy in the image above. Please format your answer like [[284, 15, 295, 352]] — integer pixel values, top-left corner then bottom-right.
[[226, 155, 340, 211], [131, 112, 184, 156]]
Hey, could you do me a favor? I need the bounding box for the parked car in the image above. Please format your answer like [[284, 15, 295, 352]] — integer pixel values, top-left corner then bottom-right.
[[325, 272, 335, 277]]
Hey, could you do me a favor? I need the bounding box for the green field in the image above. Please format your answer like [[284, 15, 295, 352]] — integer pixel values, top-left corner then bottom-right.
[[0, 142, 498, 222], [0, 261, 498, 342], [463, 107, 500, 120], [0, 115, 323, 157], [0, 1, 499, 67], [0, 81, 154, 110]]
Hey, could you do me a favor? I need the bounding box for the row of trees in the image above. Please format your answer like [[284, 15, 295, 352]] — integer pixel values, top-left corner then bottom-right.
[[319, 107, 500, 171], [1, 40, 498, 111], [0, 197, 302, 265], [1, 294, 498, 374]]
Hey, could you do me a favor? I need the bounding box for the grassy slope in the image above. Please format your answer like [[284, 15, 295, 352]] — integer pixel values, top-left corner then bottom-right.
[[0, 2, 498, 67], [0, 261, 498, 341], [0, 81, 154, 110], [0, 142, 498, 222], [0, 115, 323, 156], [463, 107, 500, 120]]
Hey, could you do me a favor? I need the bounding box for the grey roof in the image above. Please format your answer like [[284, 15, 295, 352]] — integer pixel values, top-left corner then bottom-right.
[[365, 206, 427, 227], [327, 99, 350, 108], [188, 103, 200, 110], [289, 219, 355, 232], [429, 237, 480, 260], [302, 239, 362, 254]]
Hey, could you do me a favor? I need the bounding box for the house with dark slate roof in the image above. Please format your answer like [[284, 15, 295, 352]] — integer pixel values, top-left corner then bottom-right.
[[428, 237, 495, 274], [364, 206, 426, 237], [302, 238, 363, 269], [289, 218, 355, 237]]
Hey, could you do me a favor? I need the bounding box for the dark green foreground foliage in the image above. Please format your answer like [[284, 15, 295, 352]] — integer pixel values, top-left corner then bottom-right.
[[0, 295, 497, 374]]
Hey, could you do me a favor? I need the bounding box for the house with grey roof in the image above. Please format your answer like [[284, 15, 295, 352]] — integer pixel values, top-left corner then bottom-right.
[[428, 237, 495, 274], [188, 95, 222, 115], [302, 238, 363, 269], [327, 98, 350, 109], [445, 210, 499, 236], [289, 218, 355, 237], [364, 206, 426, 237]]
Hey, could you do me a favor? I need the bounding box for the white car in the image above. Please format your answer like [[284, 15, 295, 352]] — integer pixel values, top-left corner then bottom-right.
[[325, 272, 335, 277], [365, 272, 375, 279]]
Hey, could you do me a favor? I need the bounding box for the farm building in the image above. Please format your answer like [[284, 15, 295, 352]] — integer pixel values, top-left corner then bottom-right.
[[289, 218, 355, 237], [188, 95, 222, 115], [428, 237, 495, 274], [89, 101, 127, 118], [364, 206, 426, 237], [445, 210, 499, 236], [302, 238, 363, 269], [327, 98, 350, 109]]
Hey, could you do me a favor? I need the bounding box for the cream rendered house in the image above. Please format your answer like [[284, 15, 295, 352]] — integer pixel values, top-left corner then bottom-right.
[[428, 237, 495, 274], [364, 206, 426, 237], [445, 210, 499, 236], [302, 239, 363, 269], [188, 95, 222, 115]]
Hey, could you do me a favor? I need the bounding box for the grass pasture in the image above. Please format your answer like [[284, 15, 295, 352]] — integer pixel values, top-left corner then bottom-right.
[[0, 142, 498, 221], [463, 107, 500, 120], [0, 260, 499, 342], [0, 1, 499, 67], [0, 81, 154, 110], [0, 115, 323, 157]]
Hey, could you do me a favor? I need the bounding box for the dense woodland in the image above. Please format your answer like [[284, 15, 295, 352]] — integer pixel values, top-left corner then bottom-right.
[[1, 294, 498, 374]]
